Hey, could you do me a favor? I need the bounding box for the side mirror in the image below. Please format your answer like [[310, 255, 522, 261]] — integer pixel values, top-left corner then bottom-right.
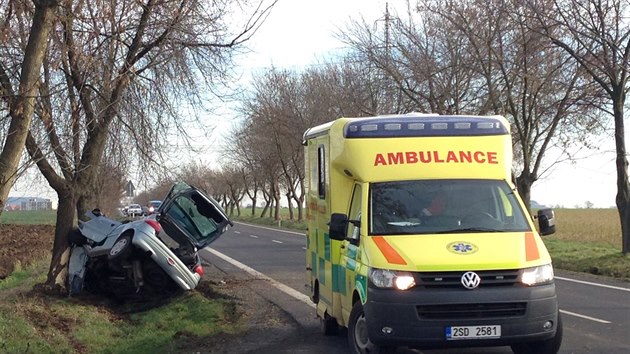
[[537, 208, 556, 236], [329, 213, 349, 240]]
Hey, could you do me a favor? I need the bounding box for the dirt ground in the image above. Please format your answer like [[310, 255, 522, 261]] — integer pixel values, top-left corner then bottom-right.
[[0, 224, 295, 353], [0, 224, 55, 279]]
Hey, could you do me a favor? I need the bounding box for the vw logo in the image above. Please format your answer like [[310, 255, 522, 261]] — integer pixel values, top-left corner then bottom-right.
[[461, 271, 481, 289]]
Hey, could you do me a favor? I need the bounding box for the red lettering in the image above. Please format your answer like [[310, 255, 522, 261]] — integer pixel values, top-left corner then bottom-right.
[[374, 153, 387, 166], [459, 151, 472, 163], [474, 151, 486, 163], [388, 152, 404, 165], [446, 151, 459, 163], [374, 150, 500, 166], [433, 151, 445, 163], [406, 151, 418, 163], [487, 151, 498, 164], [419, 151, 431, 163]]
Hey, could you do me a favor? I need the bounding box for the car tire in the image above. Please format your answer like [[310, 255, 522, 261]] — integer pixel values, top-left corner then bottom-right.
[[108, 234, 132, 261], [511, 313, 563, 354], [348, 301, 396, 354], [320, 312, 339, 336]]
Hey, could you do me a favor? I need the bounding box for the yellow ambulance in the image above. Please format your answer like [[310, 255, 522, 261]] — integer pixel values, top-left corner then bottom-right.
[[303, 113, 561, 354]]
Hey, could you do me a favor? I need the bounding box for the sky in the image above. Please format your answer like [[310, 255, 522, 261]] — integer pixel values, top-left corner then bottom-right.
[[235, 0, 618, 209], [8, 0, 619, 209]]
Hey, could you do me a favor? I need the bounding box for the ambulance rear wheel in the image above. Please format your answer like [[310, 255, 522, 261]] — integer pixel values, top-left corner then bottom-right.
[[320, 312, 339, 335], [348, 301, 396, 354]]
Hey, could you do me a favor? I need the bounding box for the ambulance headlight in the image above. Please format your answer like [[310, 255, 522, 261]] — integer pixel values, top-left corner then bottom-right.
[[520, 264, 554, 286], [369, 268, 416, 290]]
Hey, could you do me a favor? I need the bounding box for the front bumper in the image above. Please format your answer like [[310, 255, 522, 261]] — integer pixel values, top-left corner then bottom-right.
[[364, 283, 558, 349]]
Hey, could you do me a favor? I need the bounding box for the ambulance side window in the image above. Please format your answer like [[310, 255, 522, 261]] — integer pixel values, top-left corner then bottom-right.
[[318, 145, 326, 199], [346, 184, 362, 243]]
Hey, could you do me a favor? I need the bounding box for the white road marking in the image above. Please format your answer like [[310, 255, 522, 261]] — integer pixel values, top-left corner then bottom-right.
[[556, 276, 630, 292], [249, 235, 258, 238], [231, 223, 620, 324], [272, 240, 283, 244], [234, 231, 241, 234], [560, 309, 611, 324], [235, 221, 305, 236], [206, 248, 314, 308]]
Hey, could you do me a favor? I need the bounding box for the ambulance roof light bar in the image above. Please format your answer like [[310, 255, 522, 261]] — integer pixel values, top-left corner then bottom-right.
[[344, 115, 508, 138]]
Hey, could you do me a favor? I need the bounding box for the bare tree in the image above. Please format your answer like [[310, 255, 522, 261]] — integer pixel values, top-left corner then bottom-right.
[[532, 0, 630, 253], [420, 0, 603, 208], [339, 5, 481, 115], [12, 0, 277, 294], [0, 0, 58, 215]]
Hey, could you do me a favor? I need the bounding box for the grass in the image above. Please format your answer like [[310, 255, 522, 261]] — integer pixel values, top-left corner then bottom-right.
[[0, 259, 241, 354], [0, 207, 625, 353], [0, 210, 56, 225]]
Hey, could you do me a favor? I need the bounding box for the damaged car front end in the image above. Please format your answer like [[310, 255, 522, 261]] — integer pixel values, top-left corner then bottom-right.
[[68, 182, 233, 299]]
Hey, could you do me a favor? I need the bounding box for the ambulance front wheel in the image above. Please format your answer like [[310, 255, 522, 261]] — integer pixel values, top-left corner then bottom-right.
[[348, 301, 396, 354]]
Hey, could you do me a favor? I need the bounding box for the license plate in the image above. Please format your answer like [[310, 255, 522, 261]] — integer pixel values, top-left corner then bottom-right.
[[446, 325, 501, 340]]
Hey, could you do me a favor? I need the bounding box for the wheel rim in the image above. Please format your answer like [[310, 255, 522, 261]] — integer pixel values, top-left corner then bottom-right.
[[110, 239, 128, 255], [354, 312, 374, 352]]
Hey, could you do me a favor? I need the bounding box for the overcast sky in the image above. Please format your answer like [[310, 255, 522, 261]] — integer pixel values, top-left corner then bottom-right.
[[9, 0, 619, 209], [236, 0, 618, 208]]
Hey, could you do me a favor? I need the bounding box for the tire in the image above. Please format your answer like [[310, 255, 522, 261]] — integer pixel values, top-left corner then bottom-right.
[[511, 313, 563, 354], [348, 301, 396, 354], [320, 312, 339, 336], [108, 234, 132, 260]]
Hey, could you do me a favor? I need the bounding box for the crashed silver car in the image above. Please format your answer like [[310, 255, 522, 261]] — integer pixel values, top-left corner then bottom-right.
[[68, 182, 233, 299]]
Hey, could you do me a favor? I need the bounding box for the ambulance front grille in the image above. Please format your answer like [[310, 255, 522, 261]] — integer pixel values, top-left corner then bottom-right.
[[417, 302, 527, 319], [414, 270, 520, 288]]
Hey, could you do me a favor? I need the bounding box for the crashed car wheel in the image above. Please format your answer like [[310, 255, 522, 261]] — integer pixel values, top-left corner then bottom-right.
[[108, 234, 132, 260]]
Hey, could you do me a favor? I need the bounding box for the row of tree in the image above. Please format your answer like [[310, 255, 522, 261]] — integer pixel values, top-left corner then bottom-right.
[[1, 0, 630, 296], [221, 0, 630, 254], [0, 0, 277, 293]]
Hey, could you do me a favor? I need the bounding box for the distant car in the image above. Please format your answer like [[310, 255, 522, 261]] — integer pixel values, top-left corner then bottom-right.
[[127, 203, 143, 216], [146, 200, 162, 215]]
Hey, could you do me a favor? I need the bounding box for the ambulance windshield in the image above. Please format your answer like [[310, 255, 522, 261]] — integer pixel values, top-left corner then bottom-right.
[[369, 179, 531, 235]]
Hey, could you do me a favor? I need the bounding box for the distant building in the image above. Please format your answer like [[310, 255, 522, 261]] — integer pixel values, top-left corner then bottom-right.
[[5, 197, 53, 211]]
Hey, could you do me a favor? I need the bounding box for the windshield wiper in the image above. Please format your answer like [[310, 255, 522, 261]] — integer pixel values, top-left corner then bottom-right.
[[435, 227, 503, 234]]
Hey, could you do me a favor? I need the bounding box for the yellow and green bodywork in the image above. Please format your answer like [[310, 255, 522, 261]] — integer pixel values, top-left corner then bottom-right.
[[304, 114, 552, 328]]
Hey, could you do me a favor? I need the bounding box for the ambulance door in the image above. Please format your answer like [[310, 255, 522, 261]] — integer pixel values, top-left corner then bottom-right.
[[339, 183, 363, 322]]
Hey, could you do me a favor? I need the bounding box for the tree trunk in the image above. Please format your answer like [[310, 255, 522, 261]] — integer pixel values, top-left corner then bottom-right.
[[43, 186, 77, 295], [274, 196, 281, 220], [292, 193, 304, 221], [286, 192, 294, 220], [250, 199, 257, 216], [0, 0, 57, 215], [516, 170, 534, 214], [612, 94, 630, 254]]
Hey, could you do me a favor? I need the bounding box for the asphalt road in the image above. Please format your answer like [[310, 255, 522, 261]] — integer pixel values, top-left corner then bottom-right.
[[201, 222, 630, 354]]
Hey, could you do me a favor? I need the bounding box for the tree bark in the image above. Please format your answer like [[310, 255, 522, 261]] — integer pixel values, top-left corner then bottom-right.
[[516, 170, 534, 214], [44, 184, 76, 294], [0, 0, 57, 214], [612, 92, 630, 254]]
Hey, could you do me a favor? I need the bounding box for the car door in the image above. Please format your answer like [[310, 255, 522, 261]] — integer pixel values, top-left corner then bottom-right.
[[157, 182, 233, 249]]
